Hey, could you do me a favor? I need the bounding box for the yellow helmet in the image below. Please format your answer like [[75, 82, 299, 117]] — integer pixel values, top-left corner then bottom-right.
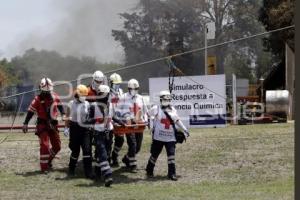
[[109, 73, 122, 84], [75, 84, 88, 96]]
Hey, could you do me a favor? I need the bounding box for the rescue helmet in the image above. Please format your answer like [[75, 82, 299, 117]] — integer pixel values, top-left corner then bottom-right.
[[39, 77, 53, 92], [96, 84, 110, 94], [109, 73, 122, 84], [159, 90, 172, 100], [75, 84, 89, 97], [127, 79, 139, 89], [159, 90, 172, 106], [92, 70, 105, 90]]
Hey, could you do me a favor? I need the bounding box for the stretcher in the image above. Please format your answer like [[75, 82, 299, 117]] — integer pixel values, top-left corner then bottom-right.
[[113, 123, 147, 135]]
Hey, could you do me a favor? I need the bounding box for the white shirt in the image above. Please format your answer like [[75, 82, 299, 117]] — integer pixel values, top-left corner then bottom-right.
[[113, 92, 148, 123], [91, 101, 112, 132], [68, 100, 89, 126], [107, 88, 123, 130], [148, 105, 180, 142]]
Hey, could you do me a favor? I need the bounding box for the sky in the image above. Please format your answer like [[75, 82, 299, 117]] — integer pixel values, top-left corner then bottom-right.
[[0, 0, 138, 63]]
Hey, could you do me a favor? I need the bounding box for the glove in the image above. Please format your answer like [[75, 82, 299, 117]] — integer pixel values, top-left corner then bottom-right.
[[63, 127, 70, 137], [22, 124, 28, 134]]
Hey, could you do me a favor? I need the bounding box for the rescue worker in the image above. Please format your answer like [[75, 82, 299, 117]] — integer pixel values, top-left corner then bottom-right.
[[119, 79, 148, 171], [64, 84, 94, 179], [146, 90, 189, 181], [109, 73, 126, 167], [86, 70, 108, 176], [22, 77, 65, 173], [86, 70, 106, 103], [86, 84, 113, 187]]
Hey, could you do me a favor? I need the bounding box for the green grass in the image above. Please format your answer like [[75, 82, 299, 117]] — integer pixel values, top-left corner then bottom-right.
[[0, 123, 294, 200]]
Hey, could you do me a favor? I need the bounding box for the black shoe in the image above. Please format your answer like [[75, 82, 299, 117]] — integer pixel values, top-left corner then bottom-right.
[[104, 177, 113, 187], [48, 161, 53, 170], [146, 170, 154, 178], [129, 165, 138, 173], [111, 160, 119, 167], [168, 174, 178, 181], [122, 156, 130, 168]]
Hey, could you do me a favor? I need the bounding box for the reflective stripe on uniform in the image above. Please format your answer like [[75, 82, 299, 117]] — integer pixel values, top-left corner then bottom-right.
[[100, 161, 109, 167], [149, 156, 156, 164], [168, 160, 175, 164], [94, 163, 101, 167], [101, 166, 110, 171], [70, 156, 78, 160], [168, 155, 175, 160], [82, 155, 91, 158], [40, 154, 50, 158], [128, 157, 136, 161], [40, 160, 49, 164], [129, 161, 137, 166]]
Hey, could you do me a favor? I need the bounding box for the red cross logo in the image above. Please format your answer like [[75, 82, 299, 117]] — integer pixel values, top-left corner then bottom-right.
[[129, 103, 141, 116], [160, 118, 171, 129], [111, 97, 119, 104]]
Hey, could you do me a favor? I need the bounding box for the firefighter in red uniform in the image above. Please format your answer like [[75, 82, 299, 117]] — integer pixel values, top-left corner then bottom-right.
[[22, 77, 65, 173]]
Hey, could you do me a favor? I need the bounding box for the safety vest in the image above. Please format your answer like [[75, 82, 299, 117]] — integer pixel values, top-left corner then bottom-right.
[[117, 92, 148, 123], [149, 105, 179, 142]]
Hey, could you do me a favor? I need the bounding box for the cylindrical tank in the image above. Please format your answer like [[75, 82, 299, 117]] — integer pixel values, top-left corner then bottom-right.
[[266, 90, 289, 116]]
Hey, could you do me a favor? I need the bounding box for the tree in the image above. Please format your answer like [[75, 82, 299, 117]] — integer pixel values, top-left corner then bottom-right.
[[259, 0, 295, 59], [112, 0, 271, 90]]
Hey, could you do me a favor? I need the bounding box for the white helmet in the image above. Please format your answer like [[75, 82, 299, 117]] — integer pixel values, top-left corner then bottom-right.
[[39, 77, 53, 92], [92, 70, 105, 90], [109, 73, 122, 84], [96, 84, 110, 94], [128, 79, 139, 89], [159, 90, 171, 106]]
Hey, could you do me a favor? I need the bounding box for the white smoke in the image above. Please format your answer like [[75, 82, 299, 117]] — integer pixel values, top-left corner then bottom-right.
[[5, 0, 138, 63]]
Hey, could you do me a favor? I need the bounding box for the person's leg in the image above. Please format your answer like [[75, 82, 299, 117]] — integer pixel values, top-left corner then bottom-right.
[[135, 132, 143, 154], [165, 142, 177, 181], [105, 130, 114, 164], [38, 131, 50, 172], [97, 133, 113, 187], [122, 133, 137, 170], [48, 129, 61, 166], [81, 128, 93, 179], [111, 134, 124, 166], [146, 140, 164, 177], [68, 124, 81, 175]]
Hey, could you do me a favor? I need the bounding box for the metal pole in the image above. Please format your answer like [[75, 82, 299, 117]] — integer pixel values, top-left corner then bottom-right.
[[204, 23, 208, 75]]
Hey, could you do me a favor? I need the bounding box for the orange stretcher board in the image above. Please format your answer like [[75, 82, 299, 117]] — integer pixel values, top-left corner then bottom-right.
[[113, 123, 147, 135]]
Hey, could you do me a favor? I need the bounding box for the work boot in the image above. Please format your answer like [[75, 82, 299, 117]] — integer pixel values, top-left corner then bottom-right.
[[48, 161, 53, 170], [104, 177, 113, 187], [146, 169, 154, 178], [129, 165, 138, 173], [121, 156, 130, 168], [168, 174, 178, 181], [111, 152, 119, 167]]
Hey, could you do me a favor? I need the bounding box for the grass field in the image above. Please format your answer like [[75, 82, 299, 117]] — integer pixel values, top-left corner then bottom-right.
[[0, 123, 294, 200]]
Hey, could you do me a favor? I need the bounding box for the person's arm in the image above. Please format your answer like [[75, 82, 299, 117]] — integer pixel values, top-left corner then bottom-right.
[[64, 101, 71, 127], [172, 108, 190, 138], [23, 97, 38, 133]]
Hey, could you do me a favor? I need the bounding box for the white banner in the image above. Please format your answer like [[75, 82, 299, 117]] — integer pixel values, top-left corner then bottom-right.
[[149, 75, 226, 128]]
